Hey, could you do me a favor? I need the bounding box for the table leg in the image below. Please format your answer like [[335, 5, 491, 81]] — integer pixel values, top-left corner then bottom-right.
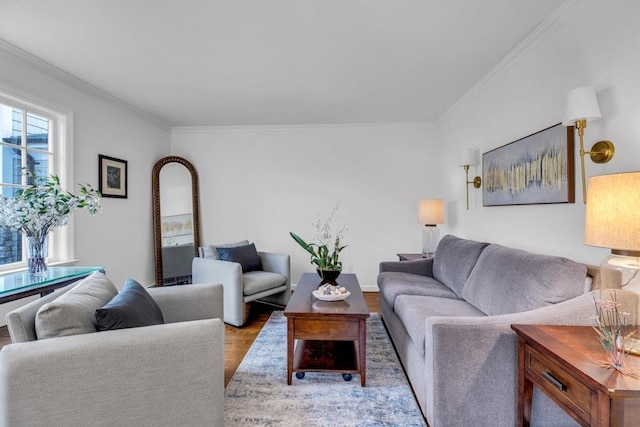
[[359, 318, 366, 387], [517, 337, 533, 427], [287, 319, 294, 385]]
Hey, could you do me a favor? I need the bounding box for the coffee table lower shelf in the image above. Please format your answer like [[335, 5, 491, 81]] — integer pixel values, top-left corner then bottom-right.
[[292, 340, 360, 381]]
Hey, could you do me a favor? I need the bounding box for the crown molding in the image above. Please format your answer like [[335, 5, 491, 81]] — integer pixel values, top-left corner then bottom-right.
[[171, 121, 435, 135], [439, 0, 576, 122], [0, 38, 170, 132]]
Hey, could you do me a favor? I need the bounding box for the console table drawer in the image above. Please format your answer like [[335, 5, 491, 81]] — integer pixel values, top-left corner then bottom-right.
[[292, 318, 361, 340], [526, 346, 592, 422]]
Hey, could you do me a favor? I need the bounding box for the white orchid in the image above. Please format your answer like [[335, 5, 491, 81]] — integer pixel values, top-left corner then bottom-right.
[[290, 204, 348, 270]]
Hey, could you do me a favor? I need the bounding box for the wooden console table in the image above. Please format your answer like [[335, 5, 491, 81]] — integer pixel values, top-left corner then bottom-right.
[[0, 266, 104, 304], [512, 324, 640, 427]]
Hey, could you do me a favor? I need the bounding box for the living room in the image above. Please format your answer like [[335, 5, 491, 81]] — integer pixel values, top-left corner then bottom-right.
[[0, 0, 639, 425], [1, 0, 636, 300]]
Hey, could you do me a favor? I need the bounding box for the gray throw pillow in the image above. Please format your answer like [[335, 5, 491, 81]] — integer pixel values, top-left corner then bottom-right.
[[94, 278, 165, 331], [35, 272, 119, 339], [217, 243, 263, 273], [461, 244, 587, 316], [199, 240, 250, 260]]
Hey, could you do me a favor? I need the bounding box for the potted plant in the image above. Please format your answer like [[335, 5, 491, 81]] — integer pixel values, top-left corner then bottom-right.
[[290, 205, 347, 283]]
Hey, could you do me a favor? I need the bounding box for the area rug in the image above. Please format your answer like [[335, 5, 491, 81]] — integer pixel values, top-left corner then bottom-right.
[[224, 311, 426, 426]]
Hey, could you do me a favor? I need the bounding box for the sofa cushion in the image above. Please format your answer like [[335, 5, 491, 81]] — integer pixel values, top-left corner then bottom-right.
[[432, 235, 489, 297], [378, 272, 460, 311], [243, 271, 287, 296], [35, 272, 119, 339], [94, 278, 165, 331], [461, 244, 588, 316], [199, 240, 250, 260], [217, 243, 263, 273], [394, 295, 485, 356]]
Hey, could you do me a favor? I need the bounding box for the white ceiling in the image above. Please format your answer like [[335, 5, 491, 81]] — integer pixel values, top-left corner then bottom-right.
[[0, 0, 565, 127]]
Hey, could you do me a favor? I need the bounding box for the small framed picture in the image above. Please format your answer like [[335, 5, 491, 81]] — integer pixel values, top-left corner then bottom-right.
[[98, 154, 128, 198]]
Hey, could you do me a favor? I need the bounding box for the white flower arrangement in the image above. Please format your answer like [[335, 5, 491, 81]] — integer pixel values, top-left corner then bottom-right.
[[0, 172, 101, 239], [290, 204, 348, 271]]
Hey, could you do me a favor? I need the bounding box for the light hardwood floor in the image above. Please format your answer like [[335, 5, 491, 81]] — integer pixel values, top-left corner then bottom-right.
[[0, 292, 381, 387]]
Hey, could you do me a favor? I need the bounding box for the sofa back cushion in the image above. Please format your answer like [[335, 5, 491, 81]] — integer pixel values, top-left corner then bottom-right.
[[432, 235, 489, 297], [461, 244, 588, 316]]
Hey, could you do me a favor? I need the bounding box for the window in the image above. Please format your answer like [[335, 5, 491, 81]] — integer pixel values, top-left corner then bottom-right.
[[0, 93, 70, 272]]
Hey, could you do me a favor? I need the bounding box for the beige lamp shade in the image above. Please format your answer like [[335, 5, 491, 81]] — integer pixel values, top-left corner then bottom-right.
[[562, 86, 602, 126], [418, 199, 445, 225], [584, 172, 640, 252]]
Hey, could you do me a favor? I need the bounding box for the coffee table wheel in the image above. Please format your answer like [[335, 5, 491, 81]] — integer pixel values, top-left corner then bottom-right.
[[295, 372, 305, 379], [342, 374, 353, 382]]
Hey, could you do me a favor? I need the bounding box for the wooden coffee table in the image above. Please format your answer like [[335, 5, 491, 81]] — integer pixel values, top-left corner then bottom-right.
[[284, 273, 370, 386]]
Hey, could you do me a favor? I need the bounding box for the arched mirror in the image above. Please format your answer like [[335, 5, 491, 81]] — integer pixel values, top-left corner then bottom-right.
[[152, 156, 201, 286]]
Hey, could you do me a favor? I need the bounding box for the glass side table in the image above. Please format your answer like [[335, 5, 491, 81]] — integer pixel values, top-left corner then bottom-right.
[[0, 266, 104, 304]]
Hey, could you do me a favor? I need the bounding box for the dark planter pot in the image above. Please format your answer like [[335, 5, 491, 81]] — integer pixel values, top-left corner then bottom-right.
[[316, 268, 341, 284]]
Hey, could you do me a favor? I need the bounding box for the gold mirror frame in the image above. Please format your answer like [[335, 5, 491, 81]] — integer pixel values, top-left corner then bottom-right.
[[152, 156, 201, 286]]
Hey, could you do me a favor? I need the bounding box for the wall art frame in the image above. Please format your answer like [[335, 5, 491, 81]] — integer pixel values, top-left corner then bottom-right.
[[482, 123, 574, 206], [98, 154, 128, 198]]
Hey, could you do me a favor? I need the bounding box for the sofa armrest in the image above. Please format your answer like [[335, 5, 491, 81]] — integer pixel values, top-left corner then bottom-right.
[[147, 282, 223, 323], [192, 257, 244, 326], [0, 319, 224, 427], [423, 290, 634, 426], [379, 257, 434, 276]]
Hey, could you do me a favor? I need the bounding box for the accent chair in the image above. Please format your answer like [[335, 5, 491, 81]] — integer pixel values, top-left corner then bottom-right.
[[192, 240, 290, 327]]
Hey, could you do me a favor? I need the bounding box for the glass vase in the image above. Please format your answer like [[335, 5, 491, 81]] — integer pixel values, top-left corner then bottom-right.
[[26, 233, 48, 277]]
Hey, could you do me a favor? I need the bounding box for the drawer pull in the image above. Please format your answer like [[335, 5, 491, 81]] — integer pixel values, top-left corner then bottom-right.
[[542, 371, 566, 391]]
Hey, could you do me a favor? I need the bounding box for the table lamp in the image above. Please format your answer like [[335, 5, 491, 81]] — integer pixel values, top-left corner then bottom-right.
[[584, 172, 640, 300], [418, 199, 444, 257]]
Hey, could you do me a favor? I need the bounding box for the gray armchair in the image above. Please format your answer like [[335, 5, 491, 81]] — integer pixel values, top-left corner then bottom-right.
[[192, 242, 290, 327], [0, 280, 224, 427]]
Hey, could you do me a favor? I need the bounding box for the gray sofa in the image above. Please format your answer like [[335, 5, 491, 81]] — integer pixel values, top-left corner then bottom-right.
[[378, 235, 635, 427], [0, 274, 225, 427]]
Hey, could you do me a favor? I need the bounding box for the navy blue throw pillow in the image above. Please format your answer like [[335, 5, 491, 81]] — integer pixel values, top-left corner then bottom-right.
[[217, 243, 263, 273], [94, 278, 165, 331]]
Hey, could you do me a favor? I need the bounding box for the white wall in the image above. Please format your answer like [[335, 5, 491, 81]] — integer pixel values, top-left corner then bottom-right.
[[437, 0, 640, 267], [0, 42, 171, 324], [171, 123, 436, 289], [171, 0, 640, 291]]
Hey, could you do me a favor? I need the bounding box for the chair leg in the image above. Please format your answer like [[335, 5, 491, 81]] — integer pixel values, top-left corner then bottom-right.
[[242, 302, 251, 326]]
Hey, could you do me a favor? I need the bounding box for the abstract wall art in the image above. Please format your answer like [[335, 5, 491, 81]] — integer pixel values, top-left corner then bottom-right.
[[482, 123, 574, 206]]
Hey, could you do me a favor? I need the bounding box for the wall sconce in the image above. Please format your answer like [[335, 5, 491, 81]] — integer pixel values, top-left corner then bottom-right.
[[584, 172, 640, 320], [460, 149, 481, 210], [418, 199, 444, 257], [562, 86, 615, 203]]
